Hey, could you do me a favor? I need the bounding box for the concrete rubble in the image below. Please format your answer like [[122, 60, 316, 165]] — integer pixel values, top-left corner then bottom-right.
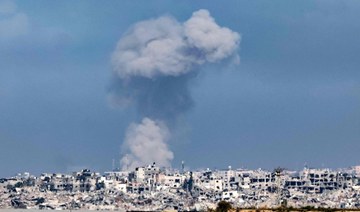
[[1, 164, 360, 210]]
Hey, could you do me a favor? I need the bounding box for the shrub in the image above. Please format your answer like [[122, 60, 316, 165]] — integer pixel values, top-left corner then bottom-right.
[[216, 201, 232, 212]]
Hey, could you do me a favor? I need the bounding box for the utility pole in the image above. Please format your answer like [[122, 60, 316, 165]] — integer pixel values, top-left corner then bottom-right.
[[181, 161, 185, 174]]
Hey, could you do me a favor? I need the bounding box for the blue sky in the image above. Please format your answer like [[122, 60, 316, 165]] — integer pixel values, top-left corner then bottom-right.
[[0, 0, 359, 176]]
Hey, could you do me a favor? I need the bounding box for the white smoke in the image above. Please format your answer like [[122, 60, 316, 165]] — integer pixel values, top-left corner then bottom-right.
[[112, 9, 240, 170], [184, 10, 240, 62], [112, 9, 240, 79], [120, 118, 173, 170]]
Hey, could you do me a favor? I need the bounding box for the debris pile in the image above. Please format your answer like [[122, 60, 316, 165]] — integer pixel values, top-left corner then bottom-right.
[[1, 164, 360, 210]]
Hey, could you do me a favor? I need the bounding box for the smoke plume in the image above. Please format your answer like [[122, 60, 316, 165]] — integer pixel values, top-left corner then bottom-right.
[[112, 9, 239, 79], [111, 9, 240, 169], [120, 118, 173, 170]]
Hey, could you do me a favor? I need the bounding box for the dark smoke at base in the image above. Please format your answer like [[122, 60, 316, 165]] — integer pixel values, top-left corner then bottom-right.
[[110, 9, 240, 170]]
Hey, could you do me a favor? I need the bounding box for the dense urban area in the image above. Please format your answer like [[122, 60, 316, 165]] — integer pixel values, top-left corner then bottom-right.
[[1, 163, 360, 211]]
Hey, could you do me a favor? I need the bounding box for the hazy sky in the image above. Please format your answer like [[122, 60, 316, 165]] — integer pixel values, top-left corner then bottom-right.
[[0, 0, 359, 176]]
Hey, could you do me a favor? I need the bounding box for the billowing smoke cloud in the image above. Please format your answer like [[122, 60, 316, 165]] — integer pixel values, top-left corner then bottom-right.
[[111, 9, 240, 169], [112, 9, 239, 79], [120, 118, 173, 170]]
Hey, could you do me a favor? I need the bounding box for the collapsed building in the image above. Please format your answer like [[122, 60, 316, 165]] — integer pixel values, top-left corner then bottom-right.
[[1, 165, 360, 210]]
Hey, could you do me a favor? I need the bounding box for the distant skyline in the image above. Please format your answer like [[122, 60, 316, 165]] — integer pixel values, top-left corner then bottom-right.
[[0, 0, 359, 176]]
